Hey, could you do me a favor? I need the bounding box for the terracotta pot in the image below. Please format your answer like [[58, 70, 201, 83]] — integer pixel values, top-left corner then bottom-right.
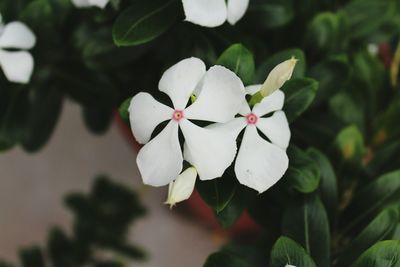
[[115, 113, 262, 237]]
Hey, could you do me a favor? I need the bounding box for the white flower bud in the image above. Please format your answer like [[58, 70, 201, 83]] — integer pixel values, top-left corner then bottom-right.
[[165, 167, 197, 208], [260, 57, 298, 97]]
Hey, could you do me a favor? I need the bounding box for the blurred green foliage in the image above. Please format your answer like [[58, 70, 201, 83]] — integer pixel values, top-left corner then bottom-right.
[[2, 0, 400, 266]]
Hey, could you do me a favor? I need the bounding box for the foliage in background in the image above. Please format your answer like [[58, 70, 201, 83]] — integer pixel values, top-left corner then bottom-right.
[[2, 0, 400, 266], [0, 177, 146, 267]]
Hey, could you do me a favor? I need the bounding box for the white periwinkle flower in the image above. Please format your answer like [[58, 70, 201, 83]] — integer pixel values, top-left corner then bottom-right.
[[182, 0, 249, 28], [165, 167, 197, 208], [129, 57, 245, 187], [0, 16, 36, 84], [71, 0, 109, 9], [210, 84, 291, 193]]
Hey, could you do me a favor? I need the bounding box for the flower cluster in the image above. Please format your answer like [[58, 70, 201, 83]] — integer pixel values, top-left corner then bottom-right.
[[129, 57, 297, 206], [0, 14, 36, 84]]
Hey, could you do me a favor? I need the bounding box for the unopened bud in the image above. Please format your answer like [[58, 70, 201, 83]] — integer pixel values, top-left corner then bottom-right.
[[165, 167, 197, 208], [260, 57, 298, 97]]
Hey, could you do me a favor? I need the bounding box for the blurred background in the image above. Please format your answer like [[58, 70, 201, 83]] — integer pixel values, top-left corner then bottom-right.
[[0, 100, 218, 267]]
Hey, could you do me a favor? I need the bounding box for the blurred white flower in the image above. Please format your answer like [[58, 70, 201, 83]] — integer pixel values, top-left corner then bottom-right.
[[209, 84, 291, 193], [165, 167, 197, 207], [0, 17, 36, 84], [129, 57, 246, 187], [285, 265, 297, 267], [71, 0, 109, 9], [182, 0, 249, 27]]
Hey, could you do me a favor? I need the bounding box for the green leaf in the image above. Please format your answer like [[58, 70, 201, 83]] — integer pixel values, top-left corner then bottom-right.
[[281, 78, 318, 123], [334, 125, 365, 165], [338, 206, 400, 267], [196, 174, 236, 213], [305, 11, 349, 55], [285, 146, 320, 194], [344, 0, 397, 40], [112, 0, 179, 47], [308, 57, 351, 106], [282, 194, 330, 267], [19, 247, 45, 267], [343, 170, 400, 232], [82, 105, 113, 135], [269, 236, 317, 267], [216, 44, 255, 85], [255, 49, 306, 83], [306, 148, 338, 222], [247, 0, 294, 29], [119, 97, 132, 125], [22, 86, 63, 152], [215, 186, 254, 229], [203, 252, 255, 267], [351, 240, 400, 267]]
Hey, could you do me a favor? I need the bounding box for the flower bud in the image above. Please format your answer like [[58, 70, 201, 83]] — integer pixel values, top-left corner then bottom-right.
[[165, 167, 197, 208], [260, 57, 298, 97]]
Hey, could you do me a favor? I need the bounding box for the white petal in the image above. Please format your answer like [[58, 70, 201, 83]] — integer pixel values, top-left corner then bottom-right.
[[245, 84, 262, 95], [252, 89, 285, 117], [165, 167, 197, 207], [89, 0, 109, 8], [256, 111, 291, 150], [137, 121, 183, 187], [182, 0, 227, 28], [181, 119, 237, 180], [128, 92, 173, 144], [227, 0, 249, 25], [71, 0, 91, 7], [260, 57, 297, 97], [185, 65, 246, 123], [235, 125, 289, 193], [158, 57, 206, 110], [0, 22, 36, 49], [206, 117, 247, 139], [0, 50, 33, 84]]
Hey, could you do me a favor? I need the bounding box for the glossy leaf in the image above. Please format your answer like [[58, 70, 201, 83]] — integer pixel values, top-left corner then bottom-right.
[[351, 240, 400, 267], [281, 78, 319, 123], [113, 0, 179, 46], [270, 236, 317, 267], [338, 206, 400, 267], [282, 194, 330, 267], [334, 125, 365, 166], [247, 0, 294, 29], [216, 44, 255, 85]]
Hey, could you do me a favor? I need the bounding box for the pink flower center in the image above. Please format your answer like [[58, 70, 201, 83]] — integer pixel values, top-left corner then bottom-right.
[[246, 113, 258, 125], [172, 110, 184, 122]]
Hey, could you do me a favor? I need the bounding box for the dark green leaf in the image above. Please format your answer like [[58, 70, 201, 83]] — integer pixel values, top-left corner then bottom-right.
[[216, 44, 255, 85], [306, 148, 338, 222], [203, 252, 255, 267], [82, 105, 113, 135], [19, 247, 45, 267], [334, 125, 365, 166], [197, 175, 236, 213], [282, 194, 330, 267], [112, 0, 179, 46], [269, 236, 317, 267], [338, 206, 400, 267], [351, 240, 400, 267], [281, 78, 318, 123], [308, 56, 351, 106], [247, 0, 294, 29], [285, 146, 320, 194], [119, 97, 132, 125], [342, 170, 400, 233]]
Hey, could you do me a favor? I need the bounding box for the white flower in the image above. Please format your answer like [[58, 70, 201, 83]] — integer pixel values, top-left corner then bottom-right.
[[71, 0, 109, 9], [285, 265, 297, 267], [0, 17, 36, 84], [165, 167, 197, 208], [209, 85, 291, 193], [182, 0, 249, 28], [129, 57, 246, 187]]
